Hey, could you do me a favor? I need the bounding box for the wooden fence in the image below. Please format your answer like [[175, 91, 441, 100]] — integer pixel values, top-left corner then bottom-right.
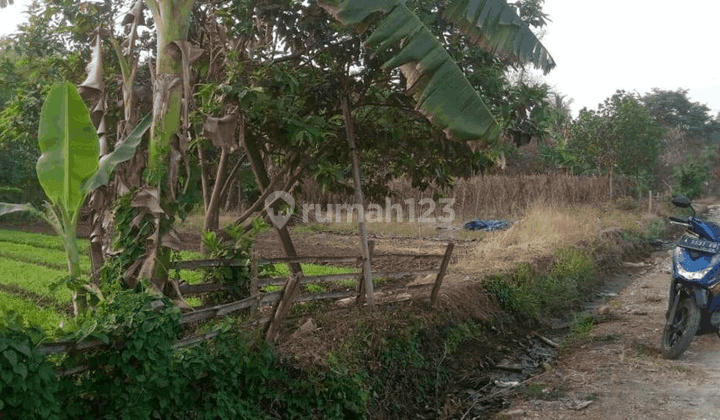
[[38, 242, 455, 375]]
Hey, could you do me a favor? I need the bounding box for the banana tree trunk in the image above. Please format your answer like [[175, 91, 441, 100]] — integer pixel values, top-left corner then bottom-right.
[[144, 0, 196, 293]]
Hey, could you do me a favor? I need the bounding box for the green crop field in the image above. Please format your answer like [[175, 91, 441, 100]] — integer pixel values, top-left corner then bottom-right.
[[0, 229, 359, 333]]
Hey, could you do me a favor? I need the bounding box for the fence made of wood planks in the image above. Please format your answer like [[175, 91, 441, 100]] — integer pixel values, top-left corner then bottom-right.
[[38, 242, 455, 375]]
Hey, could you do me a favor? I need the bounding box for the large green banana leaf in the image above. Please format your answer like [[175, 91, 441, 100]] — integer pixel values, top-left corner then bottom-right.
[[3, 82, 150, 230], [319, 0, 554, 143], [82, 114, 152, 192], [36, 82, 100, 225], [443, 0, 555, 73]]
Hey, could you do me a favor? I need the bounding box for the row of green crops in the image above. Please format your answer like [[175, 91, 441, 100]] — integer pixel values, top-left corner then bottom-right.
[[0, 229, 90, 253], [0, 229, 360, 330], [0, 241, 91, 272]]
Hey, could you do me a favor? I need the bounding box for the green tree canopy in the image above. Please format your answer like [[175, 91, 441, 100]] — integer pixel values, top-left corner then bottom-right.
[[641, 88, 718, 137], [568, 90, 665, 181]]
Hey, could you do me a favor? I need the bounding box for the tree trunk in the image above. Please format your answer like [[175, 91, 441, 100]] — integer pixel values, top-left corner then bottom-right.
[[198, 144, 211, 212], [203, 148, 230, 235], [242, 135, 302, 275]]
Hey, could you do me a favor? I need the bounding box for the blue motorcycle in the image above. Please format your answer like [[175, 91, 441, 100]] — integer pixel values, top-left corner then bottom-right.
[[662, 196, 720, 359]]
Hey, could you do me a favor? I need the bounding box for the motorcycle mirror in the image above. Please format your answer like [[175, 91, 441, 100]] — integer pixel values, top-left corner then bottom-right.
[[671, 196, 696, 216], [672, 196, 691, 208]]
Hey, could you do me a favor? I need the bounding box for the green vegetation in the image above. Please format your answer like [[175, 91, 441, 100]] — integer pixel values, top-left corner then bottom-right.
[[273, 263, 358, 277], [0, 257, 72, 304], [0, 229, 89, 253], [0, 291, 370, 419], [0, 229, 360, 328], [0, 241, 91, 272], [673, 156, 711, 199], [567, 312, 595, 341], [486, 247, 595, 316], [0, 295, 68, 332]]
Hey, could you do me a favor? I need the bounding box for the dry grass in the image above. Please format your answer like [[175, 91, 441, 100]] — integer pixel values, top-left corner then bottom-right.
[[299, 173, 617, 221], [458, 200, 646, 278]]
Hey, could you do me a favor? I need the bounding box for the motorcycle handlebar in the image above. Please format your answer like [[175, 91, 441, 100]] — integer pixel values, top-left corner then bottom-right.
[[669, 216, 690, 225]]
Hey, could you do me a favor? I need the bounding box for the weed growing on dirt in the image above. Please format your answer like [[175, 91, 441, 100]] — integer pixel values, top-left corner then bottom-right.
[[567, 313, 595, 340], [305, 283, 326, 293], [443, 320, 483, 353], [671, 364, 693, 374], [485, 247, 596, 317]]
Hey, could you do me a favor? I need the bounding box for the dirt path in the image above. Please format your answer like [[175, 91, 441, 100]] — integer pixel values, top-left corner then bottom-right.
[[501, 209, 720, 419]]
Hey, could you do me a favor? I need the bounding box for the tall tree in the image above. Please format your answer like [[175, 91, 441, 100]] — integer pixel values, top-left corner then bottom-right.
[[642, 88, 718, 138], [568, 90, 665, 196]]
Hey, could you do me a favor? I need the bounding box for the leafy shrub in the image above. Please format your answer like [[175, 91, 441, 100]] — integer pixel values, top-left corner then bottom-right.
[[199, 219, 271, 303], [0, 313, 62, 419], [0, 289, 370, 419], [645, 219, 665, 241], [673, 157, 709, 199]]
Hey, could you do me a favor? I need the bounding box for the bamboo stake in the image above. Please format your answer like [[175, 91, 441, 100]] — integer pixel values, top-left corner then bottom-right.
[[342, 95, 374, 309]]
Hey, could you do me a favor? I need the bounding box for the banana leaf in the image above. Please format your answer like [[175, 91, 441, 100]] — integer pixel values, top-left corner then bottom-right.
[[81, 114, 152, 192], [36, 82, 100, 226], [443, 0, 555, 73], [320, 0, 555, 143]]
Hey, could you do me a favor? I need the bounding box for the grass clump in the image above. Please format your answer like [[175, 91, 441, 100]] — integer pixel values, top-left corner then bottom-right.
[[567, 312, 595, 340], [485, 247, 596, 317]]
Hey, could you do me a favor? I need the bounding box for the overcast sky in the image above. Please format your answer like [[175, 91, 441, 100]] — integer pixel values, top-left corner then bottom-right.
[[1, 0, 719, 118]]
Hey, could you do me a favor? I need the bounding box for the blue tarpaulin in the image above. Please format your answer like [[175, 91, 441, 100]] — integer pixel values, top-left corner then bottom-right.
[[463, 219, 510, 231]]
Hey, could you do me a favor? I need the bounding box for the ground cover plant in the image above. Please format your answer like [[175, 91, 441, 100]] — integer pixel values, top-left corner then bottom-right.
[[0, 229, 90, 253], [0, 228, 362, 317], [0, 241, 91, 272]]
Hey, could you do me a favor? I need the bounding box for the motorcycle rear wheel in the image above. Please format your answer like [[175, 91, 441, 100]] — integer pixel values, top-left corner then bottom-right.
[[661, 297, 700, 359]]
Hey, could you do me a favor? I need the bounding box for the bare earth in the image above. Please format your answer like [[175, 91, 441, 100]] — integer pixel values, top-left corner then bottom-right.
[[504, 248, 720, 418]]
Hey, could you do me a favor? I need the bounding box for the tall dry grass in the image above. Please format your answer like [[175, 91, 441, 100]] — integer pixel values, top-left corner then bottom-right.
[[463, 201, 604, 277], [299, 173, 619, 221]]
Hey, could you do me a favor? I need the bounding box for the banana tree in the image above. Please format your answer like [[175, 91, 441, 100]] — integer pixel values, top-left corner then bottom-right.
[[318, 0, 555, 144], [0, 82, 150, 315], [127, 0, 198, 299]]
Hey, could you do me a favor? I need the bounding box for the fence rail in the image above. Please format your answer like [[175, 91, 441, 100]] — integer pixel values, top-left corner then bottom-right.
[[37, 242, 455, 374]]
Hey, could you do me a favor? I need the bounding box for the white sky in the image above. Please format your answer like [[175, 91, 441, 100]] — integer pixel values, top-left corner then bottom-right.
[[1, 0, 719, 118], [541, 0, 720, 117]]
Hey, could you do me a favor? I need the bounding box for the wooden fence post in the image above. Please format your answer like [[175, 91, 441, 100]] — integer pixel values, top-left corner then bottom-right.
[[265, 272, 303, 343], [356, 240, 375, 307], [250, 248, 258, 297], [430, 242, 455, 308]]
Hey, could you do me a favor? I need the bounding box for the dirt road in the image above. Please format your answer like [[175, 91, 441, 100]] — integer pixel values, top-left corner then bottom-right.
[[501, 206, 720, 419]]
